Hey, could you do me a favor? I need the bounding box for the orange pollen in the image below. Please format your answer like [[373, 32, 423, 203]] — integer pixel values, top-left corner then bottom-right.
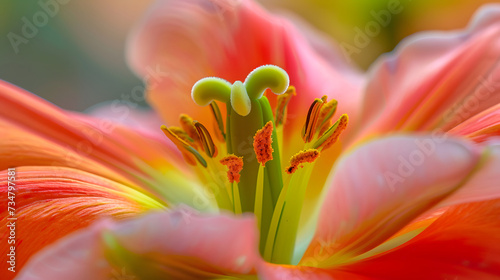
[[286, 149, 320, 174], [220, 155, 244, 183], [318, 122, 331, 137], [253, 121, 274, 166], [322, 115, 348, 150]]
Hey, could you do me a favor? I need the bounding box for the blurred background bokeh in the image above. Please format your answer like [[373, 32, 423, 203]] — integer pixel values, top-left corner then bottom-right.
[[0, 0, 494, 112]]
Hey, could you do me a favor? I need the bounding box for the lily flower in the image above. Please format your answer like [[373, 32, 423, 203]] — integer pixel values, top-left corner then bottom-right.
[[3, 0, 500, 279]]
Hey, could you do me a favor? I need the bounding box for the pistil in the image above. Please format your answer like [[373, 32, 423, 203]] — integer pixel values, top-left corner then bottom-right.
[[161, 65, 349, 265], [191, 65, 289, 213]]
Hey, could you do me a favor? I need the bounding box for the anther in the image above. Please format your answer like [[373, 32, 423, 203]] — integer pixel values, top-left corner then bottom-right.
[[220, 155, 244, 183], [253, 121, 274, 166], [210, 102, 226, 142], [285, 149, 320, 174], [161, 125, 207, 167], [313, 114, 349, 151], [193, 121, 218, 158], [168, 126, 195, 147], [275, 86, 296, 126], [316, 99, 338, 135], [179, 114, 200, 144], [302, 98, 324, 143]]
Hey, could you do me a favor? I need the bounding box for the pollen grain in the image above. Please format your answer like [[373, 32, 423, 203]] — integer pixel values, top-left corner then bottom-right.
[[253, 121, 274, 166], [220, 155, 244, 183], [286, 149, 320, 174]]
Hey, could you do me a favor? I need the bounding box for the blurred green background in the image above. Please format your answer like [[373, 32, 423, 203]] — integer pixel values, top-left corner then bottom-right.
[[0, 0, 494, 112]]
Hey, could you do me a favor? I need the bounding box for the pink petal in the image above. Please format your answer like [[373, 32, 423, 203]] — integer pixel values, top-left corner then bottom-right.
[[13, 220, 115, 280], [338, 199, 500, 279], [280, 13, 360, 76], [356, 4, 500, 139], [127, 0, 363, 135], [448, 103, 500, 142], [302, 136, 481, 265], [439, 140, 500, 207], [258, 263, 371, 280], [85, 102, 166, 142], [16, 209, 260, 279]]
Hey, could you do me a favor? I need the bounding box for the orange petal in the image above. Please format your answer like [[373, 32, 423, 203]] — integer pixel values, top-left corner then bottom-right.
[[0, 80, 185, 177], [302, 136, 481, 266], [0, 81, 211, 208], [339, 199, 500, 278], [16, 209, 260, 279], [259, 262, 370, 280], [127, 0, 363, 137], [0, 166, 160, 277], [356, 4, 500, 140]]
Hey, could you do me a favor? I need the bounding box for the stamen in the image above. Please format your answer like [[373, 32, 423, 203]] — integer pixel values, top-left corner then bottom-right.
[[181, 65, 354, 264], [301, 98, 324, 143], [316, 99, 338, 135], [167, 126, 195, 146], [193, 121, 218, 158], [160, 125, 207, 167], [179, 114, 200, 144], [313, 114, 349, 151], [285, 149, 320, 174], [253, 121, 274, 166], [209, 102, 226, 142], [275, 86, 296, 126], [220, 155, 244, 183]]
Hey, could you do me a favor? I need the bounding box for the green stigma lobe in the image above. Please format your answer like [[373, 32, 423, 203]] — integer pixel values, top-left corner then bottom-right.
[[191, 77, 231, 106], [244, 65, 290, 100], [230, 81, 252, 116], [192, 65, 289, 116]]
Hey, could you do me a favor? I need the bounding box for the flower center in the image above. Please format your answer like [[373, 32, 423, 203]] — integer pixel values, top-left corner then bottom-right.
[[161, 65, 348, 265]]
